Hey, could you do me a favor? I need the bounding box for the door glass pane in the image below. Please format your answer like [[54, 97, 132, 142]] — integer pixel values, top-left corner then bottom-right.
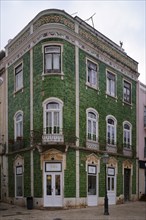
[[55, 175, 61, 195], [112, 177, 114, 191], [16, 175, 23, 197], [46, 175, 52, 195], [88, 175, 96, 195], [108, 177, 110, 191]]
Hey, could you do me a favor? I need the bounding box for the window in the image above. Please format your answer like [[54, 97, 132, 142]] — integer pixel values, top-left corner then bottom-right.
[[14, 111, 23, 140], [15, 63, 23, 91], [87, 109, 98, 142], [144, 106, 146, 127], [43, 98, 63, 135], [106, 115, 117, 145], [44, 45, 61, 73], [87, 60, 98, 88], [106, 71, 116, 97], [15, 166, 23, 197], [123, 80, 131, 104], [123, 121, 132, 149]]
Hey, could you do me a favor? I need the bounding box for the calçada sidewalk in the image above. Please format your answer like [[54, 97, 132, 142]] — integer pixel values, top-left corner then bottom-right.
[[0, 201, 146, 220]]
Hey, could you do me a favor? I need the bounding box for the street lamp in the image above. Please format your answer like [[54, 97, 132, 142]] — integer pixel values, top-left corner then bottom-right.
[[102, 152, 109, 215]]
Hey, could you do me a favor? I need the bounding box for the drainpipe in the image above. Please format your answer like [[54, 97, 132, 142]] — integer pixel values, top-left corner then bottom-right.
[[136, 80, 139, 199], [30, 38, 34, 198]]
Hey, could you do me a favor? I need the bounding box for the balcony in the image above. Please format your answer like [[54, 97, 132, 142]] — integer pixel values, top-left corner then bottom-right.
[[42, 133, 64, 144], [9, 137, 26, 152], [106, 139, 117, 153], [86, 135, 99, 150], [144, 116, 146, 128], [123, 143, 132, 157], [42, 128, 64, 145]]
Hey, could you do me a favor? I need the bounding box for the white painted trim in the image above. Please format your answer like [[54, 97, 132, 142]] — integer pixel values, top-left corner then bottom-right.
[[106, 115, 117, 145], [30, 47, 34, 197], [14, 110, 23, 140], [42, 97, 63, 135], [75, 40, 80, 199]]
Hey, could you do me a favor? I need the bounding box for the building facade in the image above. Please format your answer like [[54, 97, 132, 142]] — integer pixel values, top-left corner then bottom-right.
[[3, 9, 139, 208], [137, 81, 146, 199], [0, 50, 7, 201]]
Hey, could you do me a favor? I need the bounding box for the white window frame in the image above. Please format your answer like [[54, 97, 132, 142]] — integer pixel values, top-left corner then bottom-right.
[[86, 108, 98, 142], [106, 115, 117, 146], [14, 111, 23, 140], [123, 80, 132, 104], [86, 59, 98, 89], [43, 97, 63, 135], [15, 165, 23, 198], [106, 70, 116, 97], [42, 43, 64, 77], [14, 63, 23, 92], [123, 121, 132, 149]]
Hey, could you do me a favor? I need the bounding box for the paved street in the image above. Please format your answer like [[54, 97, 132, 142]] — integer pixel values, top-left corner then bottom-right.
[[0, 201, 146, 220]]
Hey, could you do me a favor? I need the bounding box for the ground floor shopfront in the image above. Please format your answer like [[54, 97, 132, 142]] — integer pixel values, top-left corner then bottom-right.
[[6, 146, 137, 208]]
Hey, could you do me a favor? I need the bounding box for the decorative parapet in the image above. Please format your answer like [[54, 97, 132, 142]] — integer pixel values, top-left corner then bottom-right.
[[33, 14, 75, 32], [86, 140, 99, 150], [79, 27, 138, 72], [42, 134, 64, 144], [8, 28, 30, 54], [5, 9, 139, 80]]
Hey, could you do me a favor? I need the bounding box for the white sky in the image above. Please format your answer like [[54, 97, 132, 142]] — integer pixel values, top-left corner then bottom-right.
[[0, 0, 145, 83]]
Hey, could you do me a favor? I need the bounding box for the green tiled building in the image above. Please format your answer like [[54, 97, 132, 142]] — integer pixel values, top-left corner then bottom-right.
[[5, 9, 139, 207]]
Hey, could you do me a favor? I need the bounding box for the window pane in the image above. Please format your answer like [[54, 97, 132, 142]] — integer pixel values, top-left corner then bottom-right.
[[87, 60, 97, 86], [108, 119, 114, 125], [88, 120, 91, 133], [46, 175, 52, 195], [55, 175, 61, 195], [53, 54, 60, 69], [54, 112, 59, 126], [124, 124, 130, 130], [45, 54, 52, 70], [88, 112, 96, 119], [88, 175, 96, 195], [47, 102, 59, 109], [16, 175, 23, 197]]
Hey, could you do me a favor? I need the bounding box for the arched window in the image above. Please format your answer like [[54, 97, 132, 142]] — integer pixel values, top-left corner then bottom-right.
[[106, 115, 117, 145], [87, 108, 98, 142], [14, 111, 23, 140], [123, 121, 132, 148], [43, 98, 63, 135]]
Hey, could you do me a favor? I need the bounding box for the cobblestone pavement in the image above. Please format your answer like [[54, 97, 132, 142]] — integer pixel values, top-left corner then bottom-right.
[[0, 201, 146, 220]]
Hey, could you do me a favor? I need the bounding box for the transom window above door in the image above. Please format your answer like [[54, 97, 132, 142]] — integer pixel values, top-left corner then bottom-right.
[[44, 45, 61, 74]]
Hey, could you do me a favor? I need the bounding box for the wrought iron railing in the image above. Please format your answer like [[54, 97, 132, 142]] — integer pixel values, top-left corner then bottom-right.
[[9, 138, 26, 152]]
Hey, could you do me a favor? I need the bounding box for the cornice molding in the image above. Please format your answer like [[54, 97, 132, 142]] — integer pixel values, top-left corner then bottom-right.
[[5, 23, 138, 81]]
